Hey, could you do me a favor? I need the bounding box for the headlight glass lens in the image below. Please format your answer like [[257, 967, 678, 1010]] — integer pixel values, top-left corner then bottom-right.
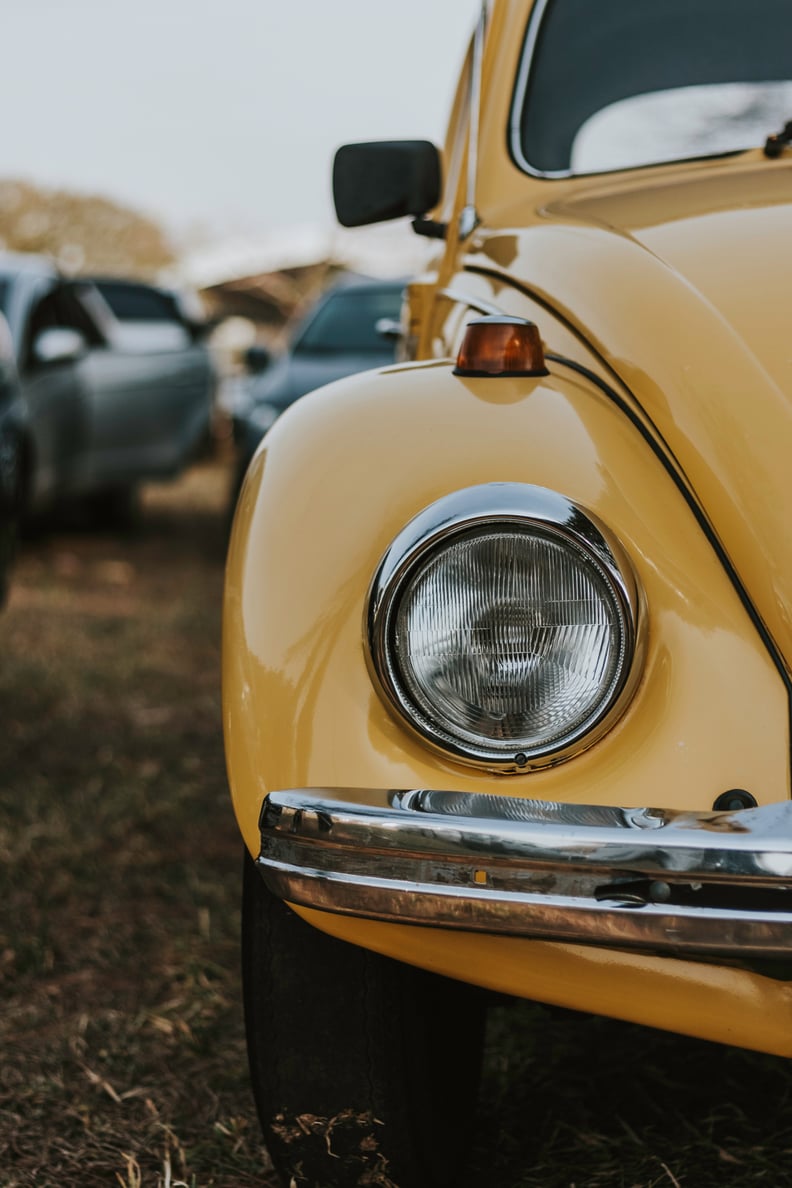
[[393, 528, 624, 756], [368, 485, 642, 770]]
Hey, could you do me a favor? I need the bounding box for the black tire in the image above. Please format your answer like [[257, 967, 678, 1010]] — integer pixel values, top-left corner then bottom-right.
[[0, 439, 22, 601], [14, 438, 36, 537], [242, 851, 486, 1187]]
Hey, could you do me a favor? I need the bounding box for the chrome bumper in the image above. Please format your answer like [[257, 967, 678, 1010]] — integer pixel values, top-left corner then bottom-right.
[[257, 789, 792, 959]]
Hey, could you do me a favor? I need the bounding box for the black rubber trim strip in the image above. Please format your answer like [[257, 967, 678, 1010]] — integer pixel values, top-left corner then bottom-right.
[[453, 366, 549, 378], [546, 353, 792, 782], [462, 265, 686, 466], [455, 268, 792, 785]]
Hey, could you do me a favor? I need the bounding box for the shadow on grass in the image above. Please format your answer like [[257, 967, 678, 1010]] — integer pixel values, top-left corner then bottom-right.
[[463, 999, 792, 1187]]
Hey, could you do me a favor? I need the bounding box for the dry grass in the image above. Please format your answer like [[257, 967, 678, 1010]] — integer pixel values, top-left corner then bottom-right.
[[467, 1001, 792, 1187], [0, 461, 275, 1187], [0, 456, 790, 1187]]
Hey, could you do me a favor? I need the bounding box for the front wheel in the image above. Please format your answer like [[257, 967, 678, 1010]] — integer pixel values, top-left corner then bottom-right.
[[242, 851, 486, 1187]]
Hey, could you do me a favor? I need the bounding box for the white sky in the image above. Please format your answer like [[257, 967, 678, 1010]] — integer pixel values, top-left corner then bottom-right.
[[1, 0, 480, 244]]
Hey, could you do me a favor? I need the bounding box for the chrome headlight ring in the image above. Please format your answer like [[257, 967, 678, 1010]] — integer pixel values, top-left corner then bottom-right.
[[366, 483, 645, 773]]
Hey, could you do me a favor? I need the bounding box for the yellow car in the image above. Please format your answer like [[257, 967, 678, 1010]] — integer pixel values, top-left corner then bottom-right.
[[224, 2, 792, 1183]]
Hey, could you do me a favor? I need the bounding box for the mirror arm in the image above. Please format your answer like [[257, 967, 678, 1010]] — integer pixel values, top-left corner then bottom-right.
[[412, 217, 448, 239]]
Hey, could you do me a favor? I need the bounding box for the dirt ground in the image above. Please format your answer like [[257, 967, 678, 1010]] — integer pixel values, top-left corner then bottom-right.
[[1, 455, 791, 1188]]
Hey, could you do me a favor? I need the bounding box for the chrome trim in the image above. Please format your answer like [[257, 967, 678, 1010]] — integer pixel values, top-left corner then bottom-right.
[[460, 2, 488, 239], [509, 0, 572, 179], [438, 287, 506, 318], [258, 788, 792, 959], [366, 483, 645, 772]]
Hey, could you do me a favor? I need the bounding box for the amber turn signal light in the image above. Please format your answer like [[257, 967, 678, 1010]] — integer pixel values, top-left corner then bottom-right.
[[454, 316, 548, 378]]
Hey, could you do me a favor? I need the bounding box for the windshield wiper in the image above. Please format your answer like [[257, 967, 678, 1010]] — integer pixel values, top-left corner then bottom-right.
[[764, 120, 792, 158]]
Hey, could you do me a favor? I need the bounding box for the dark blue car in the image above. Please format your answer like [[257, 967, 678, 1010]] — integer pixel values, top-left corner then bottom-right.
[[231, 275, 404, 494]]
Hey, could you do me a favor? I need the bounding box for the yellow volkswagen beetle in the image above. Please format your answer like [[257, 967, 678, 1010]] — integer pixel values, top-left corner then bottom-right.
[[224, 1, 792, 1183]]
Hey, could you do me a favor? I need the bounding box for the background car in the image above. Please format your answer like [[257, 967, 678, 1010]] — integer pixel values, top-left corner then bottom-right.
[[229, 274, 403, 495], [0, 253, 216, 523]]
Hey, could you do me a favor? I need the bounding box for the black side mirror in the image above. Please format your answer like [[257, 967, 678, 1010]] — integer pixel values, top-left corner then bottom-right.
[[333, 140, 441, 228], [31, 327, 87, 367], [375, 317, 403, 342], [245, 345, 272, 374]]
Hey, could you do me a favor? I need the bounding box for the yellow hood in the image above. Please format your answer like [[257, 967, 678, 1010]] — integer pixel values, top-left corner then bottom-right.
[[477, 156, 792, 668]]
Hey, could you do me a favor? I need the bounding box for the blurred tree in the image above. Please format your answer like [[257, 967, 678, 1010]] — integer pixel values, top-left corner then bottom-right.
[[0, 179, 175, 277]]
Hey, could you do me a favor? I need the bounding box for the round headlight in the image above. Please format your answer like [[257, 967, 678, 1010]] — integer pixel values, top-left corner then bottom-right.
[[367, 484, 644, 771]]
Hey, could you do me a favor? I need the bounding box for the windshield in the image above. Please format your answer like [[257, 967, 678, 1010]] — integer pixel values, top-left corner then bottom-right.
[[294, 286, 402, 355], [513, 0, 792, 176]]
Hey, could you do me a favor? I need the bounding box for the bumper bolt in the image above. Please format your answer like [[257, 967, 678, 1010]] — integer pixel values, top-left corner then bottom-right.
[[649, 880, 672, 903], [713, 789, 758, 812]]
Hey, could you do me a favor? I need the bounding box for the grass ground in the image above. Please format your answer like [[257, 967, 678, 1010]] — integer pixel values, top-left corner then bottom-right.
[[0, 456, 790, 1187], [0, 462, 274, 1187]]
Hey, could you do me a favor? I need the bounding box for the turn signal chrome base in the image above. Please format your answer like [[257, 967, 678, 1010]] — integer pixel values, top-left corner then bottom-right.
[[454, 315, 548, 378]]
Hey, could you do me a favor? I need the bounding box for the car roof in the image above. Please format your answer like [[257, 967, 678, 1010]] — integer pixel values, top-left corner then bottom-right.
[[0, 251, 57, 279], [326, 274, 406, 295]]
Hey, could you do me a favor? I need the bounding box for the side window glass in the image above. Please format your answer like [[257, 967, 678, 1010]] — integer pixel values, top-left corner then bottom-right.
[[24, 286, 103, 368], [92, 281, 182, 323], [73, 281, 192, 352]]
